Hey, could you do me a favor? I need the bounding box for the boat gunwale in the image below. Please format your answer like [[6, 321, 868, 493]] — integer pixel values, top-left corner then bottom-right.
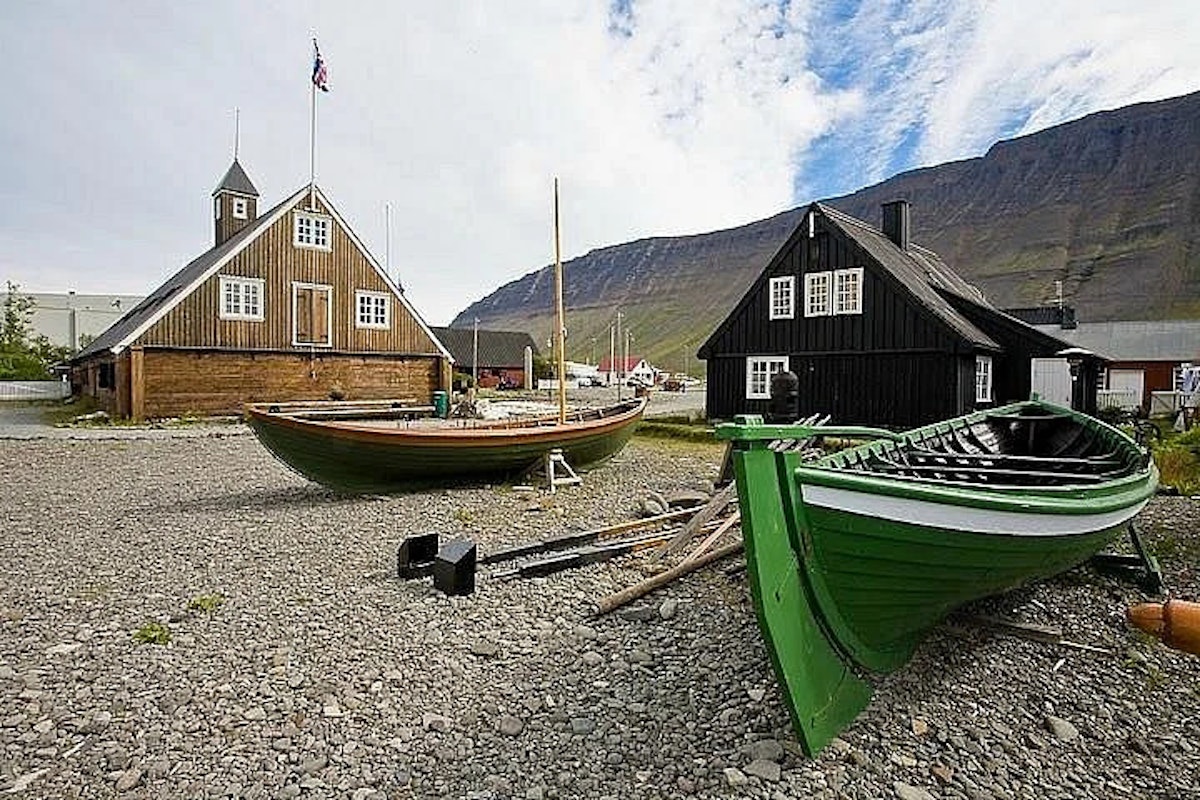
[[244, 398, 647, 448]]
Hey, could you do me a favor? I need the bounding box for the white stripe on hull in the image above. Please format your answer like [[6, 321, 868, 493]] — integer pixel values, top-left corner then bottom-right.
[[801, 485, 1148, 537]]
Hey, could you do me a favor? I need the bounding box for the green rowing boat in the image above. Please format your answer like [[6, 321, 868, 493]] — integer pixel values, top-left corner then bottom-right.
[[715, 399, 1158, 756], [245, 397, 646, 493]]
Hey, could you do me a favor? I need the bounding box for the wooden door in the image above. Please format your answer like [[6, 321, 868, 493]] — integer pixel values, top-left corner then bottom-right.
[[293, 283, 332, 346]]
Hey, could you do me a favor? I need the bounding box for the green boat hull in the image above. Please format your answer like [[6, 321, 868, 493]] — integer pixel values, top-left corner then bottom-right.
[[246, 399, 645, 493], [719, 400, 1158, 756]]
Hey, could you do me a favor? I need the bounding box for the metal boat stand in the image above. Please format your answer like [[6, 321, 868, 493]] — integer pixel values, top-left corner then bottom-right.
[[1089, 522, 1164, 594]]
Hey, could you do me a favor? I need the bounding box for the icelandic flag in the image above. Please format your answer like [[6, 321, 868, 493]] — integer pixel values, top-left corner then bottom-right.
[[312, 39, 330, 92]]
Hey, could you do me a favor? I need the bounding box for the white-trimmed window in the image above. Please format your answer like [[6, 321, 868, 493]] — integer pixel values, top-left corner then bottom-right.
[[356, 291, 390, 329], [804, 272, 831, 317], [219, 276, 265, 321], [294, 212, 332, 250], [214, 197, 221, 219], [768, 276, 795, 320], [975, 355, 993, 403], [746, 356, 789, 400], [805, 268, 864, 317], [834, 268, 863, 314], [233, 197, 248, 219]]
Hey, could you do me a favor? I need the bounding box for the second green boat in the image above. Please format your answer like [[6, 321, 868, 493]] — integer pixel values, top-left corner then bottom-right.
[[716, 399, 1158, 756]]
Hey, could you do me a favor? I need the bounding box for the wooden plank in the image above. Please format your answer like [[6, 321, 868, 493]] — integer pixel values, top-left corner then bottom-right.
[[480, 506, 702, 565], [595, 541, 744, 616], [650, 481, 738, 561], [681, 511, 740, 564], [130, 347, 145, 421]]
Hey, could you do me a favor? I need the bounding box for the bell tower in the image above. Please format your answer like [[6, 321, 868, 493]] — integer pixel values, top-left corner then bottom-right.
[[212, 159, 259, 247]]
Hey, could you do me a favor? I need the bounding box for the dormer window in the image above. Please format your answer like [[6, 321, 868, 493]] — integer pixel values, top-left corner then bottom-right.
[[294, 212, 332, 251], [233, 197, 248, 219]]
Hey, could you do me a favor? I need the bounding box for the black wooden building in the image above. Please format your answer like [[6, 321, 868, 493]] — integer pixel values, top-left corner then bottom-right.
[[698, 201, 1074, 428]]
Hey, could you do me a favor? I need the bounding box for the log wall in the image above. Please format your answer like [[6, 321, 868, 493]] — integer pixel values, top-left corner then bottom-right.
[[137, 349, 443, 418]]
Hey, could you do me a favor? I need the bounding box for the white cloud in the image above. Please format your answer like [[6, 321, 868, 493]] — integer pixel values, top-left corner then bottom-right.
[[1, 1, 1199, 326]]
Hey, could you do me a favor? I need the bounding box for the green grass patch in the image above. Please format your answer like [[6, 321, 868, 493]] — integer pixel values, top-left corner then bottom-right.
[[132, 621, 171, 646], [187, 593, 225, 614], [1151, 426, 1200, 495], [635, 420, 717, 443]]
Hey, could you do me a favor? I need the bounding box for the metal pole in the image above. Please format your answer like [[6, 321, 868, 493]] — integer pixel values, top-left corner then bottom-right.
[[308, 67, 317, 209]]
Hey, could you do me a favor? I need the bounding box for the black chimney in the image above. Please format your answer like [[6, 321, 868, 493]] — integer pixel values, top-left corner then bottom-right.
[[881, 200, 910, 251]]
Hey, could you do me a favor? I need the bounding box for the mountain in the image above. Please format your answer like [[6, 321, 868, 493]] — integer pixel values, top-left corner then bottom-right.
[[452, 91, 1200, 372]]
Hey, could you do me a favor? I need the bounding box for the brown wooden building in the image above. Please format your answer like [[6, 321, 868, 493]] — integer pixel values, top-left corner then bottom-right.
[[70, 160, 453, 419]]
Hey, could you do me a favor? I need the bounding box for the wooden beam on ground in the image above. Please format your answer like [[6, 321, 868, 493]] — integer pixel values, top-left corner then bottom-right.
[[595, 540, 744, 616], [649, 482, 738, 562], [681, 511, 740, 565], [479, 506, 702, 565]]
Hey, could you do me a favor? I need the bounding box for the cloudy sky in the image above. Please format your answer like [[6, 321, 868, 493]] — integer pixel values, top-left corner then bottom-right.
[[2, 1, 1198, 325]]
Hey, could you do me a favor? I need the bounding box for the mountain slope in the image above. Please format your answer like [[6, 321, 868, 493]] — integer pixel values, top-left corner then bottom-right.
[[452, 91, 1200, 370]]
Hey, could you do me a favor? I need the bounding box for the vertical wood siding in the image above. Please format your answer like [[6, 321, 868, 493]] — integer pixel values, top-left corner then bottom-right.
[[138, 195, 440, 355], [703, 212, 969, 427]]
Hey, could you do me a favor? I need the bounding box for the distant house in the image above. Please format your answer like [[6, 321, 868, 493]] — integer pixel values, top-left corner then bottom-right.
[[598, 355, 655, 386], [70, 159, 452, 419], [698, 201, 1078, 427], [430, 327, 538, 389], [1009, 309, 1200, 413]]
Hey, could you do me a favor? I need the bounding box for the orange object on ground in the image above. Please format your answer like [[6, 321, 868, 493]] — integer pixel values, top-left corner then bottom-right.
[[1127, 599, 1200, 655]]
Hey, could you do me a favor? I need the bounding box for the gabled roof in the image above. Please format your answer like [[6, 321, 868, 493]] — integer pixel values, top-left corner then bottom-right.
[[75, 184, 451, 363], [597, 355, 648, 372], [817, 203, 998, 348], [213, 159, 259, 197], [698, 202, 1000, 357], [431, 327, 538, 369]]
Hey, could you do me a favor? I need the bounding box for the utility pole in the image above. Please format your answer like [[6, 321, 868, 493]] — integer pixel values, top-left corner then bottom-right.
[[472, 317, 479, 387], [624, 329, 633, 386]]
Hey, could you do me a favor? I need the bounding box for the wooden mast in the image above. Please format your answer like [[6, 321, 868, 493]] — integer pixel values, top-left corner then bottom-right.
[[553, 178, 567, 425]]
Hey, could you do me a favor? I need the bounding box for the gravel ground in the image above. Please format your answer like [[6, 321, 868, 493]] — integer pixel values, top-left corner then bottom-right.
[[1, 423, 1197, 800]]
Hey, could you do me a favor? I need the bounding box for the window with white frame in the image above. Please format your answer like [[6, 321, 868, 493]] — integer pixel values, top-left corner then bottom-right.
[[355, 291, 390, 328], [214, 197, 221, 219], [219, 275, 265, 321], [233, 197, 248, 219], [769, 276, 795, 320], [294, 212, 332, 250], [746, 356, 789, 400], [805, 268, 863, 317], [975, 355, 993, 403], [834, 268, 863, 314], [805, 272, 831, 317]]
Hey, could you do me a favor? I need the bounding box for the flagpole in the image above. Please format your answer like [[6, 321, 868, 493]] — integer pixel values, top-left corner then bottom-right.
[[308, 74, 317, 209]]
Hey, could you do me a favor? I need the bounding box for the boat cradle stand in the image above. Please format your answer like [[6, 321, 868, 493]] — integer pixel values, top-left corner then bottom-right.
[[521, 448, 581, 493], [1089, 523, 1164, 594]]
